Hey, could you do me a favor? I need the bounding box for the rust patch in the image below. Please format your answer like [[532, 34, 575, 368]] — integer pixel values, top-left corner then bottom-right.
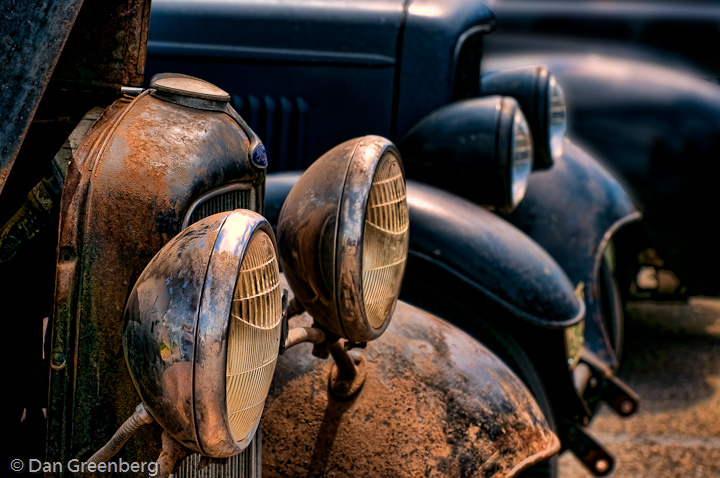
[[263, 301, 559, 477]]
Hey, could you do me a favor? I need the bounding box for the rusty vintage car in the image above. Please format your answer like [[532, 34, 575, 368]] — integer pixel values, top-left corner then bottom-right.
[[0, 1, 590, 477]]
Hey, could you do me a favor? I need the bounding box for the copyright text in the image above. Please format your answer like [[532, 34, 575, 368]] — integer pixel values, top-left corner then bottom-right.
[[10, 458, 158, 476]]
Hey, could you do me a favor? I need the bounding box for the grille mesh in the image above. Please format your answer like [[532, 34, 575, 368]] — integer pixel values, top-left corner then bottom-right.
[[362, 153, 409, 329], [232, 94, 310, 171], [188, 188, 256, 226], [175, 430, 261, 478]]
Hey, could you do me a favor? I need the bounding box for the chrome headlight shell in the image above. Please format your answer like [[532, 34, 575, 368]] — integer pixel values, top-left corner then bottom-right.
[[277, 136, 410, 343], [511, 107, 534, 206], [481, 65, 567, 169], [124, 210, 282, 458]]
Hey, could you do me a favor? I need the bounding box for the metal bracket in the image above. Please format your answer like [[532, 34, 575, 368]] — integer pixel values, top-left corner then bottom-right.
[[328, 340, 367, 400], [564, 422, 614, 476], [581, 349, 640, 417]]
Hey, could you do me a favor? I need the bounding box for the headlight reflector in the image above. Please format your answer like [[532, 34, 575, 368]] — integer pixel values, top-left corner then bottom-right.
[[362, 153, 410, 329]]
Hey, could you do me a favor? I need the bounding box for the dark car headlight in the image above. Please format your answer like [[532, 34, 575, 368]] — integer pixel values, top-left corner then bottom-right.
[[277, 135, 410, 343], [481, 65, 567, 169], [399, 96, 535, 212]]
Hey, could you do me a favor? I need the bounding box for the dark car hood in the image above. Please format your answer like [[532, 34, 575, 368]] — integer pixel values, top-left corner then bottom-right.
[[150, 0, 406, 65]]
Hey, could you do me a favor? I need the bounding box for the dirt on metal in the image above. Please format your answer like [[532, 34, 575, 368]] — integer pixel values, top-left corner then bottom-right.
[[263, 302, 560, 477]]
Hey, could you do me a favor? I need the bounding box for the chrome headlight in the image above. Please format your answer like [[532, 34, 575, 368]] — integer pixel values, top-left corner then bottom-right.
[[481, 65, 567, 169], [400, 96, 534, 212], [124, 210, 281, 458], [277, 135, 409, 343]]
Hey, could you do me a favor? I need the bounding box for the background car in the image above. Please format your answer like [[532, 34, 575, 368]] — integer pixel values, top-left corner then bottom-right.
[[482, 0, 720, 303]]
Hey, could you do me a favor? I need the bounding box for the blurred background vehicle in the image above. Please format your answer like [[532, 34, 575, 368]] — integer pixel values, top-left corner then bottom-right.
[[481, 0, 720, 302]]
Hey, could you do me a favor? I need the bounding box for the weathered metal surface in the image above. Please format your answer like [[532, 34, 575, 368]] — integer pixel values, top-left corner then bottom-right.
[[48, 89, 263, 469], [125, 211, 276, 458], [508, 140, 640, 367], [0, 0, 83, 194], [51, 0, 150, 89], [268, 173, 583, 328], [0, 107, 102, 264], [263, 301, 560, 477], [277, 136, 407, 343], [0, 0, 151, 196]]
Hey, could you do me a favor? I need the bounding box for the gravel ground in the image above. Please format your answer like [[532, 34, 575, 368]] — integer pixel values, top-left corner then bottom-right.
[[560, 298, 720, 477]]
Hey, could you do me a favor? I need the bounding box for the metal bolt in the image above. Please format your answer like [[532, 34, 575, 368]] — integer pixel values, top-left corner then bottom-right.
[[333, 381, 350, 394], [50, 352, 66, 370], [595, 458, 610, 474], [621, 400, 634, 414]]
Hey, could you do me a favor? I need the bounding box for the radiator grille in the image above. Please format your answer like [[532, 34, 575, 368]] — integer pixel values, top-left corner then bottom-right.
[[186, 186, 257, 227], [175, 430, 261, 478], [232, 94, 310, 171]]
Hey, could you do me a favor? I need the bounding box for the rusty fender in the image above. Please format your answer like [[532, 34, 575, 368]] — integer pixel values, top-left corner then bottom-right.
[[507, 140, 640, 365], [263, 301, 560, 478], [267, 174, 583, 329], [48, 91, 263, 466]]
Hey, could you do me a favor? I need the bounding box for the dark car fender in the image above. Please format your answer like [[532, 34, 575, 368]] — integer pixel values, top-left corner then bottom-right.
[[266, 172, 584, 330], [263, 300, 560, 477], [507, 140, 641, 366]]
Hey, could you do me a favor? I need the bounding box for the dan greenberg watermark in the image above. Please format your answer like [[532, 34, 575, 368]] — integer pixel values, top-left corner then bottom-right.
[[10, 458, 158, 476]]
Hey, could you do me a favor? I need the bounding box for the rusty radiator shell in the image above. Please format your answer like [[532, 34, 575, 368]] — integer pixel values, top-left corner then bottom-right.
[[47, 90, 263, 467]]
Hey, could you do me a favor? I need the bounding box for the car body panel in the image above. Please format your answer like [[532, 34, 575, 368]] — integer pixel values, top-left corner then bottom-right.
[[508, 140, 641, 366], [147, 0, 496, 171], [264, 301, 560, 478], [484, 0, 720, 81]]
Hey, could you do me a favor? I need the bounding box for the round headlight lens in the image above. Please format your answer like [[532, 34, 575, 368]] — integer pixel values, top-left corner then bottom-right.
[[511, 108, 534, 207], [548, 74, 567, 161], [226, 229, 282, 442], [362, 153, 410, 330]]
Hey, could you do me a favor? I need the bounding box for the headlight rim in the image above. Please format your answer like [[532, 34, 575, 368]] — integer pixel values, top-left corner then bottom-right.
[[547, 73, 568, 162], [194, 212, 279, 458], [496, 97, 534, 212], [124, 210, 279, 459], [334, 139, 407, 342]]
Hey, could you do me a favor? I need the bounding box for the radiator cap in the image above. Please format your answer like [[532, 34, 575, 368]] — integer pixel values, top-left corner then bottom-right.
[[150, 73, 231, 110]]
